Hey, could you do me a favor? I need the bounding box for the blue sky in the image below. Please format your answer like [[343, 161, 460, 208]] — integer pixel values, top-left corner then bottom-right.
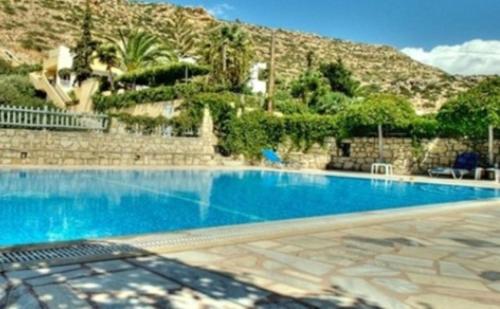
[[145, 0, 500, 75], [147, 0, 499, 49]]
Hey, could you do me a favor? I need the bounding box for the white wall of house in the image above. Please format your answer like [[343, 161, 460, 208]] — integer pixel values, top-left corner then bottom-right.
[[53, 46, 76, 92], [248, 62, 267, 95]]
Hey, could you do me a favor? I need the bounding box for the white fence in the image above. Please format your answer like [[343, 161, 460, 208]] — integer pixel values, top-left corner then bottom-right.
[[0, 105, 108, 131]]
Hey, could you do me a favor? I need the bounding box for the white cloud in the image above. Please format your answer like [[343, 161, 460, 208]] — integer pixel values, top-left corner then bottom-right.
[[206, 3, 234, 18], [401, 39, 500, 76]]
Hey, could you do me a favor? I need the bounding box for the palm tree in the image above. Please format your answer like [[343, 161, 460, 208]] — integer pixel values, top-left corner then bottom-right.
[[163, 8, 197, 58], [95, 43, 118, 91], [113, 29, 173, 72], [200, 23, 253, 90]]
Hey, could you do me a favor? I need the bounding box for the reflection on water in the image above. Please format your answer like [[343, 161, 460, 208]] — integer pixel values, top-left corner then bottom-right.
[[0, 169, 498, 246], [0, 170, 216, 245]]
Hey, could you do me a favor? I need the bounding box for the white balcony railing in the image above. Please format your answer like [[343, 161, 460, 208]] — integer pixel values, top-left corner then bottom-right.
[[0, 105, 108, 131]]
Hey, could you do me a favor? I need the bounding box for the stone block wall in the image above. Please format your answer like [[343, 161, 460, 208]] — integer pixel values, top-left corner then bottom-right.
[[0, 130, 216, 166], [0, 109, 217, 166], [290, 137, 499, 175]]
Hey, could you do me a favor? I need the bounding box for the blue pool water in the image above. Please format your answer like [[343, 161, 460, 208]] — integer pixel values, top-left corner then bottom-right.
[[0, 169, 498, 247]]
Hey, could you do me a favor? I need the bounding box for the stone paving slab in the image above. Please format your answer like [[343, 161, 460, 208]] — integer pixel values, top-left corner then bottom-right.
[[2, 203, 500, 308], [33, 284, 90, 309], [130, 256, 271, 307], [85, 260, 134, 274]]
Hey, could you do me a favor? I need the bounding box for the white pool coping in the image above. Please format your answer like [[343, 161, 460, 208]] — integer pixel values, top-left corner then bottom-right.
[[1, 164, 499, 188]]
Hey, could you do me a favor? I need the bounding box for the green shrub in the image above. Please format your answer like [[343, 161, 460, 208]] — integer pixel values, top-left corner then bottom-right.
[[183, 92, 238, 147], [437, 77, 500, 139], [225, 112, 284, 159], [276, 99, 309, 115], [118, 63, 209, 87], [283, 114, 338, 149], [171, 98, 205, 136], [338, 93, 416, 137], [410, 115, 440, 139], [93, 86, 177, 111], [0, 58, 13, 74], [173, 91, 341, 158], [112, 113, 170, 135], [12, 63, 42, 75], [224, 112, 338, 159], [0, 59, 41, 75], [309, 91, 351, 115], [290, 70, 329, 105], [172, 82, 205, 98], [0, 75, 52, 108], [319, 59, 360, 97]]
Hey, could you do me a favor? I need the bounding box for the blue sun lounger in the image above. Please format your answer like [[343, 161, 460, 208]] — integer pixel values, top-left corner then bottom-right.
[[429, 152, 480, 179], [262, 149, 300, 168]]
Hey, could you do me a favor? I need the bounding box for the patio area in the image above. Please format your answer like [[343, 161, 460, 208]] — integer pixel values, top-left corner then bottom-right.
[[1, 202, 500, 308]]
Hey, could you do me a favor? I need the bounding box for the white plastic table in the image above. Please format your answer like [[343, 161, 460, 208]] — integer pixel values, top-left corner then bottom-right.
[[486, 168, 500, 183], [371, 163, 394, 176]]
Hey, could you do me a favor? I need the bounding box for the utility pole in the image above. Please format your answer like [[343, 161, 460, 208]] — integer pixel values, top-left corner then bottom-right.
[[267, 30, 276, 112]]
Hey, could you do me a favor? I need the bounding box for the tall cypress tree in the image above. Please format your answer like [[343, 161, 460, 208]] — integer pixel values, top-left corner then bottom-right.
[[72, 0, 95, 85]]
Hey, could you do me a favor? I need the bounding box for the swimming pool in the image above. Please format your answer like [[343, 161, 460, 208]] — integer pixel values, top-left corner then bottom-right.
[[0, 169, 498, 247]]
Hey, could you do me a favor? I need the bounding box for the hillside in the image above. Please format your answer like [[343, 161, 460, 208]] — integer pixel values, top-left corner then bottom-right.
[[0, 0, 481, 112]]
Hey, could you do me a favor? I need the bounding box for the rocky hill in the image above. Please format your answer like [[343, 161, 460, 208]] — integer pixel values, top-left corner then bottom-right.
[[0, 0, 481, 112]]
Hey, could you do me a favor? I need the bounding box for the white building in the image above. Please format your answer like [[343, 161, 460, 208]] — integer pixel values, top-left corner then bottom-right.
[[248, 62, 267, 95], [30, 45, 122, 112]]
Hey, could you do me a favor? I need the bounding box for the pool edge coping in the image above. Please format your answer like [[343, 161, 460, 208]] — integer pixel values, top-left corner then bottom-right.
[[1, 164, 499, 189], [1, 196, 499, 272]]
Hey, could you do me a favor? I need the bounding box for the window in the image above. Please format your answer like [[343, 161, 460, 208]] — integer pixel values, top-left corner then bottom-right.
[[340, 143, 351, 157]]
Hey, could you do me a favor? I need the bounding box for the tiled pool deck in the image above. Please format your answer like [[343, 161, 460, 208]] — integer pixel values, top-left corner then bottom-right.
[[0, 167, 499, 308], [1, 203, 500, 308]]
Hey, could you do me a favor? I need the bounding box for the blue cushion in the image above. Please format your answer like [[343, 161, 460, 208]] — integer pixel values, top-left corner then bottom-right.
[[453, 152, 480, 170], [262, 149, 283, 164]]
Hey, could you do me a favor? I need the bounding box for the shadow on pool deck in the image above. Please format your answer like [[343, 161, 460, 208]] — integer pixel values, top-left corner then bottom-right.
[[0, 241, 382, 308]]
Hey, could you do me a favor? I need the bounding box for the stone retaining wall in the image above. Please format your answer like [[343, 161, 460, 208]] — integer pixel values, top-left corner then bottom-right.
[[288, 138, 500, 175], [0, 109, 217, 166]]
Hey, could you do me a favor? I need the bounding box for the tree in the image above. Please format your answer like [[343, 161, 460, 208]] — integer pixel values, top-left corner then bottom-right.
[[72, 0, 96, 85], [201, 23, 254, 90], [306, 50, 315, 71], [95, 43, 119, 91], [310, 91, 352, 115], [290, 70, 329, 105], [320, 59, 360, 97], [437, 77, 500, 140], [339, 93, 415, 130], [163, 8, 197, 58], [338, 94, 416, 160], [113, 29, 173, 72]]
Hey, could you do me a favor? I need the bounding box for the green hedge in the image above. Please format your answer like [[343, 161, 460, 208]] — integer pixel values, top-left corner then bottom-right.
[[409, 115, 440, 139], [94, 86, 177, 111], [118, 63, 209, 87], [224, 112, 283, 159], [283, 114, 338, 149], [224, 112, 338, 159], [112, 113, 170, 135]]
